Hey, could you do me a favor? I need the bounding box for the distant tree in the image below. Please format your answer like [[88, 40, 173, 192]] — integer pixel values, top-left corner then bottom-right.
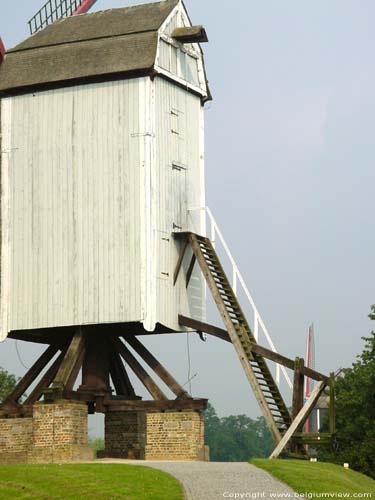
[[203, 403, 274, 461], [89, 437, 105, 457], [0, 367, 18, 403], [319, 306, 375, 479]]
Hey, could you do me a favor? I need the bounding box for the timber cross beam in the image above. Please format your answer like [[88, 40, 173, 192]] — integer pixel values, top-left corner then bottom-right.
[[178, 314, 336, 456]]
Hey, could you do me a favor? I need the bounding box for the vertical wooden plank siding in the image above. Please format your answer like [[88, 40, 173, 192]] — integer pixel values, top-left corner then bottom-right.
[[4, 80, 145, 332], [153, 78, 205, 331]]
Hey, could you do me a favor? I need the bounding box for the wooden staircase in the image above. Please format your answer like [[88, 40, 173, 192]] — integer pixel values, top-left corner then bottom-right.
[[176, 232, 291, 443]]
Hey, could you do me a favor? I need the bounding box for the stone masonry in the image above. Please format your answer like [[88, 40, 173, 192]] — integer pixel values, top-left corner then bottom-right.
[[103, 410, 206, 461], [0, 417, 33, 464], [0, 401, 93, 464]]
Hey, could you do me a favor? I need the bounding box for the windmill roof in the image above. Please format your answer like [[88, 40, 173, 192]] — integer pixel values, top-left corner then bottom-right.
[[0, 0, 179, 94]]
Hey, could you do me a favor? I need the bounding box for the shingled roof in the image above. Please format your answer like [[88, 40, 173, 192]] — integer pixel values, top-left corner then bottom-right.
[[0, 0, 179, 94]]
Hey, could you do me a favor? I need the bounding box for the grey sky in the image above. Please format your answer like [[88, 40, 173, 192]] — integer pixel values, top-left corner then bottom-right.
[[0, 1, 374, 433]]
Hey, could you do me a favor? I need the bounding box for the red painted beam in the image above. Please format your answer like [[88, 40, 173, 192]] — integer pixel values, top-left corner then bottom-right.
[[73, 0, 98, 15], [0, 36, 5, 65]]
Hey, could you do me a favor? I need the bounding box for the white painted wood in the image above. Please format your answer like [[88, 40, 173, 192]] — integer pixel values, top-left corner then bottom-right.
[[152, 78, 206, 330], [2, 80, 146, 332], [0, 13, 208, 337], [0, 98, 12, 341], [157, 1, 208, 98]]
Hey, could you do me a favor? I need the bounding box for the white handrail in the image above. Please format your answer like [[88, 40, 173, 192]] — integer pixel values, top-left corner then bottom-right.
[[189, 206, 293, 390]]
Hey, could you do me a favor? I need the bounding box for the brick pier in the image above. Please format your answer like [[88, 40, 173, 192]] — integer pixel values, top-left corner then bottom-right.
[[102, 410, 206, 461], [0, 401, 93, 464]]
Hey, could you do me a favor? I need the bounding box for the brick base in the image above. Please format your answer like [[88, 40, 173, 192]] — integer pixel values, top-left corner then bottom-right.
[[0, 401, 93, 464], [103, 410, 206, 461]]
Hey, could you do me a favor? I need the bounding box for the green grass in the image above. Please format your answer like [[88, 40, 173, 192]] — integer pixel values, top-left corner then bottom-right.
[[252, 459, 375, 500], [0, 464, 184, 500]]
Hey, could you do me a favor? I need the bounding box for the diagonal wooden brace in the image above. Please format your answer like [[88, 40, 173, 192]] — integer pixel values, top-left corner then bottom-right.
[[270, 380, 327, 459], [173, 240, 189, 285], [115, 338, 168, 401], [109, 346, 138, 399], [2, 344, 60, 408], [48, 329, 86, 398], [125, 335, 189, 399]]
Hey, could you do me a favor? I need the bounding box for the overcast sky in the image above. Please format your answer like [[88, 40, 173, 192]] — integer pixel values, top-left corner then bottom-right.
[[1, 1, 374, 435]]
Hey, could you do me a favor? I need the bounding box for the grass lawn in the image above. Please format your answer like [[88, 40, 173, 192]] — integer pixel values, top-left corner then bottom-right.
[[252, 459, 375, 500], [0, 464, 184, 500]]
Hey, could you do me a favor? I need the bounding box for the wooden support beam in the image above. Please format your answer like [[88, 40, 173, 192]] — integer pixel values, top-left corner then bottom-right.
[[292, 358, 305, 421], [179, 315, 230, 342], [2, 344, 60, 406], [178, 315, 329, 383], [329, 372, 336, 436], [62, 389, 108, 404], [0, 405, 33, 419], [114, 338, 168, 401], [80, 334, 110, 391], [173, 240, 188, 285], [109, 348, 137, 399], [106, 398, 208, 412], [291, 357, 306, 455], [24, 349, 66, 405], [185, 254, 196, 288], [270, 380, 327, 459], [125, 335, 189, 399], [52, 329, 86, 389]]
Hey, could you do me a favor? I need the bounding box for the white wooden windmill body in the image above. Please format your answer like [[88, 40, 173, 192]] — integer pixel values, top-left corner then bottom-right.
[[0, 0, 209, 342]]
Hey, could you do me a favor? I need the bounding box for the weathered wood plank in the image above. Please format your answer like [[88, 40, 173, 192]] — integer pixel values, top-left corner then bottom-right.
[[270, 381, 327, 459], [179, 315, 230, 342], [24, 349, 66, 405], [292, 358, 305, 421], [80, 334, 110, 391], [2, 344, 59, 405], [106, 398, 208, 412], [53, 329, 86, 388], [178, 315, 329, 382], [173, 240, 188, 285], [125, 335, 189, 399], [109, 348, 137, 399], [185, 254, 196, 288], [114, 338, 168, 401]]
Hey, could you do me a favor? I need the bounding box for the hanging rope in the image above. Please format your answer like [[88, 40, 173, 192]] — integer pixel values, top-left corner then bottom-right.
[[15, 340, 30, 370], [186, 332, 192, 394]]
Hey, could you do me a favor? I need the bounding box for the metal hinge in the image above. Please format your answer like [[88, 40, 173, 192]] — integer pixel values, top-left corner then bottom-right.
[[172, 161, 187, 171]]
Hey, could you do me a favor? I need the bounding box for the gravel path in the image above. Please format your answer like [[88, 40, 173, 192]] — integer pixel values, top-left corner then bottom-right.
[[98, 460, 295, 500]]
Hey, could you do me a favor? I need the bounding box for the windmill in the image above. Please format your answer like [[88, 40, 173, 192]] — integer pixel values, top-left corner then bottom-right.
[[0, 0, 99, 65], [0, 0, 336, 463]]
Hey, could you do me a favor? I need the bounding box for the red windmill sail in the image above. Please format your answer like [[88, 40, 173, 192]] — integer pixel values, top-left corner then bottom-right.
[[0, 37, 5, 65]]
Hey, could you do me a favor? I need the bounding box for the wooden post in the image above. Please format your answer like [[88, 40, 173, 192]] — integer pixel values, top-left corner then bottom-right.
[[291, 357, 305, 454], [80, 334, 110, 391], [292, 358, 305, 421], [329, 372, 336, 436]]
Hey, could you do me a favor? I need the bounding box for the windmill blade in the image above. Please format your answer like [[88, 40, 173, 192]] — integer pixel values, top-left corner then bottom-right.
[[28, 0, 99, 35], [0, 36, 5, 65], [72, 0, 99, 16]]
